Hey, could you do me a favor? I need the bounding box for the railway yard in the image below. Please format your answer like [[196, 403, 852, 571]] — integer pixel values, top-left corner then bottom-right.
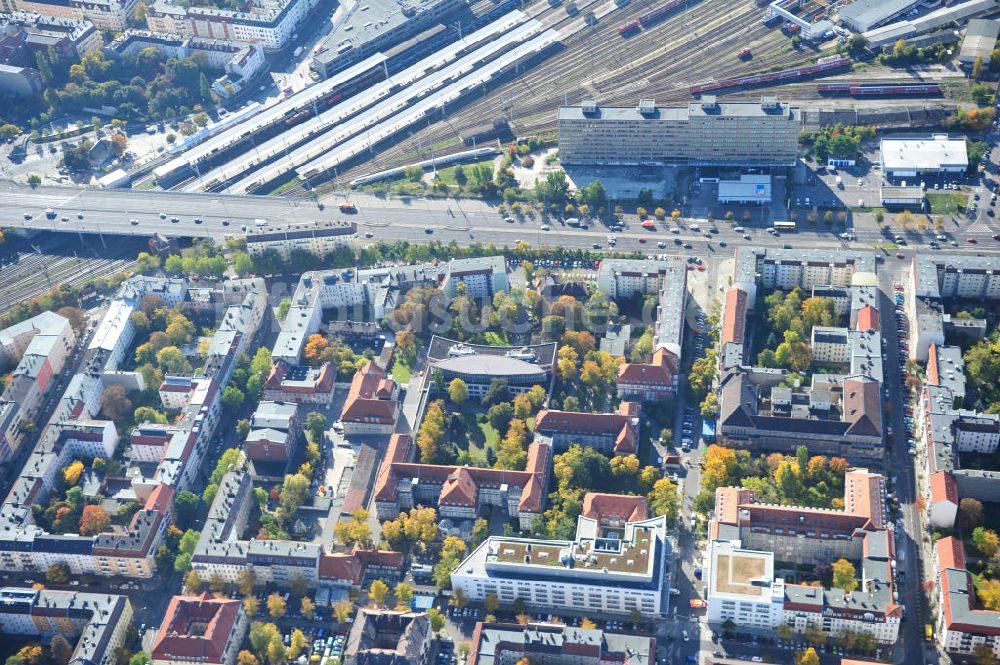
[[0, 234, 141, 315], [150, 0, 977, 196]]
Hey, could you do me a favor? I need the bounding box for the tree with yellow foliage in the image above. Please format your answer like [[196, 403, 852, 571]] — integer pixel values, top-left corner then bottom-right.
[[266, 593, 286, 618], [62, 460, 85, 486]]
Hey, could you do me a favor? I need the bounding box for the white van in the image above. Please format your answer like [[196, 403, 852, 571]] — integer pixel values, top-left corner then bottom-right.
[[689, 223, 700, 231], [733, 226, 744, 232]]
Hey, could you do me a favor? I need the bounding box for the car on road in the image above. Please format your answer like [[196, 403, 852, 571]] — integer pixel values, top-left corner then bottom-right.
[[222, 220, 230, 226], [425, 227, 433, 233], [130, 219, 139, 225], [967, 237, 977, 243], [682, 631, 689, 642], [657, 241, 666, 248], [364, 232, 374, 238], [540, 224, 550, 231], [23, 213, 31, 220], [896, 252, 905, 259], [504, 217, 515, 223], [170, 217, 179, 223], [60, 216, 68, 222], [194, 217, 203, 224], [159, 212, 167, 219]]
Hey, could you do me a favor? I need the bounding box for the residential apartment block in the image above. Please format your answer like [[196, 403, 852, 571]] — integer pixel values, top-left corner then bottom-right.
[[558, 96, 800, 166], [191, 470, 403, 588], [273, 259, 508, 364], [708, 470, 900, 644], [0, 276, 244, 580], [732, 247, 877, 307], [373, 433, 550, 530], [468, 621, 655, 665], [146, 0, 319, 50], [0, 311, 75, 461], [0, 587, 132, 665], [263, 360, 336, 405], [245, 400, 300, 463], [601, 258, 687, 401], [908, 254, 1000, 361], [10, 0, 137, 31], [344, 610, 432, 665], [151, 593, 247, 665], [451, 514, 670, 617], [245, 224, 357, 260], [935, 536, 1000, 659]]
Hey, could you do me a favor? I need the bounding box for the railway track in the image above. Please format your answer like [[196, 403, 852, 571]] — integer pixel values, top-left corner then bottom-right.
[[325, 0, 824, 183], [0, 255, 136, 315], [273, 0, 960, 191]]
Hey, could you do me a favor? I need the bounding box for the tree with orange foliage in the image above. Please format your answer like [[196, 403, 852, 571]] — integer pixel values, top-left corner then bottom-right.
[[302, 334, 330, 366], [79, 505, 110, 536], [807, 456, 827, 477], [828, 457, 849, 475]]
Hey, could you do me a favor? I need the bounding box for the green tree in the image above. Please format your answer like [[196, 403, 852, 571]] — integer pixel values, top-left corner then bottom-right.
[[46, 562, 70, 584], [305, 411, 327, 441], [220, 385, 244, 413], [174, 490, 199, 527]]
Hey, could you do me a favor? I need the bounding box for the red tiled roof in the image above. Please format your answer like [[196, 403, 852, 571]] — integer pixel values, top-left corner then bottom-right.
[[844, 469, 885, 530], [533, 409, 637, 454], [581, 492, 649, 524], [145, 483, 175, 515], [617, 401, 641, 417], [714, 487, 754, 526], [721, 288, 748, 346], [617, 348, 677, 388], [856, 305, 879, 332], [937, 536, 966, 572], [151, 593, 242, 665], [341, 361, 397, 424], [930, 471, 958, 506], [318, 546, 402, 584], [373, 440, 550, 515], [372, 434, 414, 503], [927, 344, 940, 386], [264, 359, 288, 389]]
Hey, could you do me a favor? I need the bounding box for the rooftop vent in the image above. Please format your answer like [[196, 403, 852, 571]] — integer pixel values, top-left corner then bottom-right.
[[637, 99, 655, 115], [581, 98, 597, 114], [700, 95, 717, 110]]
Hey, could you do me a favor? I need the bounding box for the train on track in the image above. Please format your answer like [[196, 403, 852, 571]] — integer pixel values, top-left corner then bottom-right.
[[619, 19, 639, 35], [619, 0, 700, 36], [816, 82, 942, 97], [689, 55, 851, 95]]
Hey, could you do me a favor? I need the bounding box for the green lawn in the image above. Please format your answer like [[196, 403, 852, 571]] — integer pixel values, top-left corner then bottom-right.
[[434, 160, 494, 187], [926, 191, 966, 215], [390, 356, 413, 384]]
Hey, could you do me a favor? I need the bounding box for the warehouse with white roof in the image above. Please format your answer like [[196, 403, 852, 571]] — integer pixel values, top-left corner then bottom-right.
[[879, 135, 968, 178]]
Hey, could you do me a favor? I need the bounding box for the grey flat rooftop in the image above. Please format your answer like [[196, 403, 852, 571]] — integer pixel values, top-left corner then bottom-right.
[[558, 101, 798, 122], [838, 0, 917, 28]]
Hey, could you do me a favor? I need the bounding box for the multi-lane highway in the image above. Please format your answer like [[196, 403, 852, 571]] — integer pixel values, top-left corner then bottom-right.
[[5, 182, 999, 262]]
